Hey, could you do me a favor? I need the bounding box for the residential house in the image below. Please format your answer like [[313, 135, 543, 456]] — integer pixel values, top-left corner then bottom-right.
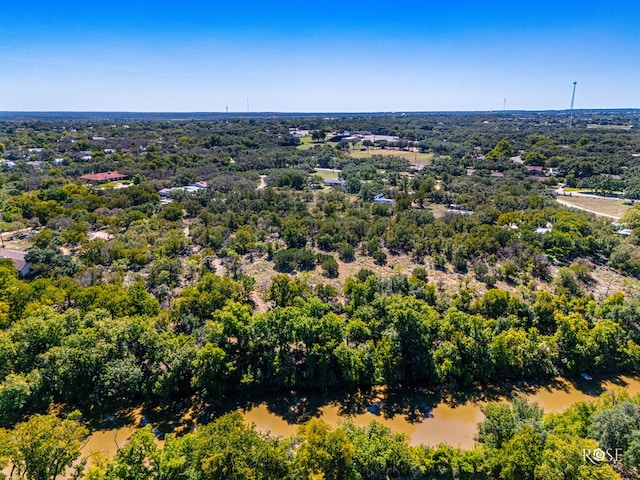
[[0, 249, 31, 276], [79, 171, 127, 184], [534, 222, 553, 234], [159, 181, 209, 197], [373, 193, 394, 205], [323, 178, 346, 188], [448, 204, 474, 215], [525, 165, 547, 182]]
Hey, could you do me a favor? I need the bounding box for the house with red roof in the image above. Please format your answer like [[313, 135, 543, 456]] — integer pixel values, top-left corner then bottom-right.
[[79, 171, 127, 184]]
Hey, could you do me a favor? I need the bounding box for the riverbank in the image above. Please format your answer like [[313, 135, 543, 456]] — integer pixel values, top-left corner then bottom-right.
[[77, 373, 640, 458], [241, 374, 640, 449]]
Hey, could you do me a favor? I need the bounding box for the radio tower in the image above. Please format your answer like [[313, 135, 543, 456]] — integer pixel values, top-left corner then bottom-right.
[[569, 81, 577, 128]]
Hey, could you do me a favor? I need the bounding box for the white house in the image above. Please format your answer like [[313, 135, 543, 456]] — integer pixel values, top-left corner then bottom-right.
[[373, 193, 393, 205]]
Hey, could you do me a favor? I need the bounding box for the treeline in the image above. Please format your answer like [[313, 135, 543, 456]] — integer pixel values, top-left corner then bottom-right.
[[9, 391, 640, 479], [2, 111, 639, 196], [3, 255, 640, 425]]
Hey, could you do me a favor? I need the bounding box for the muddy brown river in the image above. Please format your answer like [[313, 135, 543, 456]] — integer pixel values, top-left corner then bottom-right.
[[81, 375, 640, 458]]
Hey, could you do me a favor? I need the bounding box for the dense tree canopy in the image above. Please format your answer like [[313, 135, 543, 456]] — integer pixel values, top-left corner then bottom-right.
[[1, 111, 640, 478]]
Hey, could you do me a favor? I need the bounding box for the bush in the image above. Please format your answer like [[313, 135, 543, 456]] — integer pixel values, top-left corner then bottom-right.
[[319, 254, 339, 278], [498, 260, 518, 282], [452, 251, 467, 273], [273, 248, 317, 273], [338, 243, 355, 262], [148, 256, 181, 287], [161, 202, 184, 221], [317, 234, 335, 251], [472, 261, 489, 281], [273, 249, 297, 273], [610, 244, 640, 278], [297, 249, 317, 271], [412, 266, 429, 282], [433, 253, 446, 271], [553, 267, 582, 297], [373, 250, 387, 266]]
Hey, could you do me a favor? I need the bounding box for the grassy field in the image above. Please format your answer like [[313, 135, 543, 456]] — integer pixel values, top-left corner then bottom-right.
[[96, 181, 133, 190], [296, 136, 314, 150], [313, 168, 341, 180], [297, 138, 434, 166], [556, 195, 632, 219], [348, 148, 434, 165], [297, 143, 315, 151], [297, 141, 339, 151]]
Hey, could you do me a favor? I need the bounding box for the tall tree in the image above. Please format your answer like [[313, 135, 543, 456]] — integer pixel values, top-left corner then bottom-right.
[[0, 413, 88, 480]]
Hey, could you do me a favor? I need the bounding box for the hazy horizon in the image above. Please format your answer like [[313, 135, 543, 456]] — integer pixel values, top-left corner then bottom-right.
[[1, 108, 638, 115], [2, 1, 639, 112]]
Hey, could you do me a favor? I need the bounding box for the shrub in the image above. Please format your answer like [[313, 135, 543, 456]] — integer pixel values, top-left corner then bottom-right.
[[319, 254, 339, 278], [338, 243, 356, 262], [373, 250, 387, 266]]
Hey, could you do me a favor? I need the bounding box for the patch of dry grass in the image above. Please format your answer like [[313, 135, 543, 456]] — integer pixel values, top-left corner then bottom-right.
[[313, 168, 341, 180], [242, 248, 510, 309], [348, 148, 433, 165], [556, 195, 631, 219], [239, 244, 640, 315]]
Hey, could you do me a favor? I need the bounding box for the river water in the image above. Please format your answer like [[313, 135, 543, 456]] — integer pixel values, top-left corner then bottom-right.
[[242, 375, 640, 449], [81, 375, 640, 458]]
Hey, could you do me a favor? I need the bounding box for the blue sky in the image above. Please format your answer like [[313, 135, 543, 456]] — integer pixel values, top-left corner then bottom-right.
[[1, 1, 639, 112]]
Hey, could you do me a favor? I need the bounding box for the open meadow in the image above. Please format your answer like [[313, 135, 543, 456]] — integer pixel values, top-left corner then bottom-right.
[[348, 147, 434, 165], [556, 194, 632, 219]]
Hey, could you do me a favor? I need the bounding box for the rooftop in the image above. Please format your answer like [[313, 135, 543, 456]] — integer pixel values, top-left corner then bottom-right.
[[0, 248, 29, 273], [79, 171, 127, 182]]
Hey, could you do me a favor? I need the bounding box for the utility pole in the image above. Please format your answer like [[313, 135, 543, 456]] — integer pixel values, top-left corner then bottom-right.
[[569, 81, 577, 128]]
